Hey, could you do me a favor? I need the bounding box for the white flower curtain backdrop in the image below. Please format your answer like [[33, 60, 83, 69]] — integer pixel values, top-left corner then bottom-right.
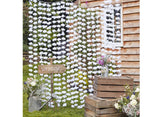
[[28, 0, 121, 108]]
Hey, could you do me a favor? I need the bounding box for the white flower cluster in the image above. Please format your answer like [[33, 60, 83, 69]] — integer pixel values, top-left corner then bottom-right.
[[99, 3, 122, 77], [28, 0, 122, 109]]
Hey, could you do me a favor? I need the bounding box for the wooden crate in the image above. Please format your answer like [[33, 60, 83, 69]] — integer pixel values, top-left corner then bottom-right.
[[84, 95, 125, 117], [93, 76, 133, 99]]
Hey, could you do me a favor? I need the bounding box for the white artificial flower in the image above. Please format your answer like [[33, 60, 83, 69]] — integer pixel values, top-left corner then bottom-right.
[[114, 103, 121, 109], [130, 99, 137, 106], [30, 81, 36, 86], [135, 87, 140, 92], [130, 95, 136, 100]]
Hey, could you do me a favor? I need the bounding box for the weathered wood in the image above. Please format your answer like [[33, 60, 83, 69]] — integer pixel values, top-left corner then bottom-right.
[[38, 64, 66, 74], [80, 1, 103, 7], [123, 41, 139, 48], [123, 6, 139, 14], [124, 20, 139, 28], [120, 68, 140, 75], [114, 54, 139, 62], [94, 76, 134, 85], [123, 34, 140, 41], [85, 96, 125, 117], [123, 1, 140, 8], [120, 48, 140, 54], [120, 61, 139, 68], [80, 0, 122, 8], [123, 13, 139, 21], [94, 91, 125, 98], [85, 103, 118, 115], [122, 0, 139, 3], [85, 109, 123, 117], [80, 0, 122, 3], [122, 75, 139, 80], [85, 95, 117, 108], [133, 79, 140, 86], [123, 27, 139, 34], [94, 84, 133, 91]]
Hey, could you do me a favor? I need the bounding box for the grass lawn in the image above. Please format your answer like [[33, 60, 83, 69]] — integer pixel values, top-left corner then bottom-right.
[[23, 64, 84, 117]]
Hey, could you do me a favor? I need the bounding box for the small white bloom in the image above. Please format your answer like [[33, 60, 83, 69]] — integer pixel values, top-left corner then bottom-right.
[[114, 103, 120, 109], [130, 99, 137, 106], [135, 87, 140, 92], [30, 81, 36, 86], [130, 95, 136, 100]]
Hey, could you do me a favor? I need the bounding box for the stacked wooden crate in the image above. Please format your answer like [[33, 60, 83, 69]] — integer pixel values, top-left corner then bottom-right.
[[93, 76, 134, 99], [85, 95, 126, 117]]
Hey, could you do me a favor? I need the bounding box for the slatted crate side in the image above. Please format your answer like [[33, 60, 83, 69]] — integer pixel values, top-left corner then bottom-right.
[[85, 103, 119, 115], [85, 96, 117, 108], [93, 83, 133, 91], [94, 76, 134, 85], [94, 91, 125, 98], [85, 109, 124, 117]]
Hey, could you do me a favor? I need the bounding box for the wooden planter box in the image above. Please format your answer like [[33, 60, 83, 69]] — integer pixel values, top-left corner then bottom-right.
[[84, 95, 125, 117], [93, 76, 134, 99]]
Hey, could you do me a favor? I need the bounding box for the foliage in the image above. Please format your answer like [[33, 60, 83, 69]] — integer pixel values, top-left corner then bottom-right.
[[114, 85, 140, 117], [23, 44, 29, 52], [23, 2, 29, 52], [23, 75, 44, 99]]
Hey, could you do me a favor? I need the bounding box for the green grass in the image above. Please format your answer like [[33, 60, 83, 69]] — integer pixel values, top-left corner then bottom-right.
[[23, 64, 84, 117]]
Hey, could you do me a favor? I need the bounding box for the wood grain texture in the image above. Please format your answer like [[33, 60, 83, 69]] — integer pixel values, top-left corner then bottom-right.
[[114, 54, 139, 62], [124, 20, 139, 28], [123, 6, 139, 14], [123, 34, 140, 41], [123, 75, 139, 80], [80, 0, 122, 3], [120, 68, 140, 75], [85, 108, 123, 117], [85, 103, 118, 114], [94, 91, 125, 98], [123, 13, 139, 21], [94, 76, 133, 85], [123, 1, 140, 7], [120, 61, 139, 68], [123, 41, 139, 48], [122, 0, 139, 3], [123, 27, 140, 34], [80, 0, 122, 7], [94, 84, 133, 91], [85, 95, 117, 108], [38, 64, 66, 74], [120, 48, 140, 54]]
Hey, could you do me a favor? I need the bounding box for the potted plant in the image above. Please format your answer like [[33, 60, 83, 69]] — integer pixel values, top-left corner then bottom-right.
[[97, 54, 111, 77], [24, 75, 43, 112], [114, 85, 140, 117]]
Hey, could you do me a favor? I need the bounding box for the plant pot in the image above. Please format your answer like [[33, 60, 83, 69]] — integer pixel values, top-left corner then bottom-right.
[[28, 96, 41, 112]]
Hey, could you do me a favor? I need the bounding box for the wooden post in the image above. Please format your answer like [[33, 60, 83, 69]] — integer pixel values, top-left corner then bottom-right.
[[38, 58, 66, 110], [48, 58, 55, 95], [48, 58, 55, 110]]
